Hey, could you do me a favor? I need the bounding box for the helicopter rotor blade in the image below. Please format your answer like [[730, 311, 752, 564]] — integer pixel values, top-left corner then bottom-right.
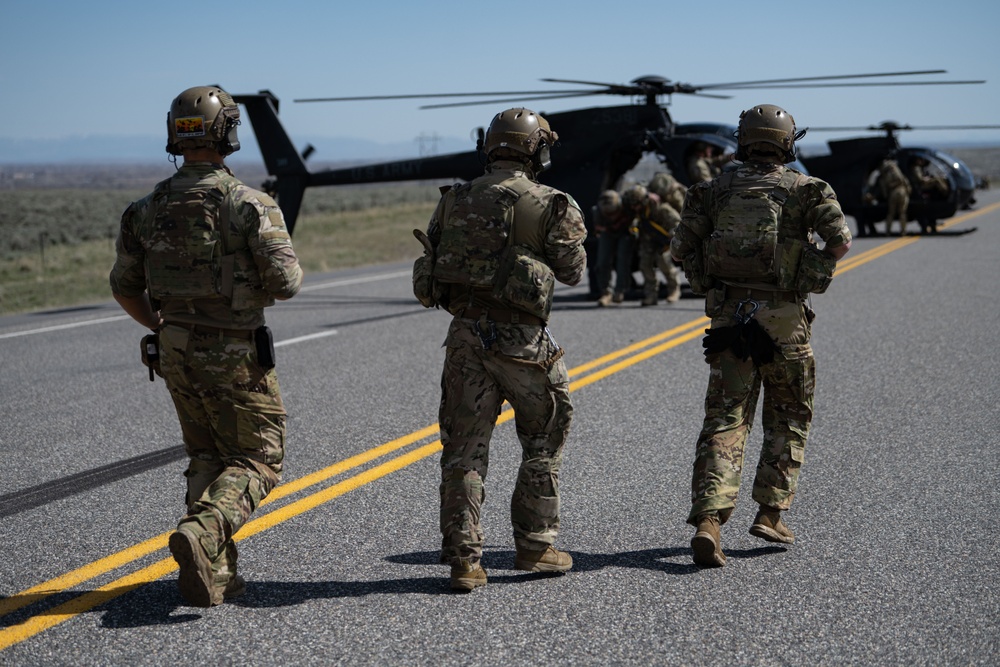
[[539, 77, 628, 88], [293, 70, 985, 109], [682, 92, 732, 100], [698, 69, 949, 89], [905, 124, 1000, 130], [809, 123, 1000, 132], [418, 92, 603, 110], [717, 80, 986, 90], [294, 90, 595, 103]]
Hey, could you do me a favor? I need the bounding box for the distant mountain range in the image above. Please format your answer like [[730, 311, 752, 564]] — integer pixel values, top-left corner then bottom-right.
[[0, 134, 475, 165]]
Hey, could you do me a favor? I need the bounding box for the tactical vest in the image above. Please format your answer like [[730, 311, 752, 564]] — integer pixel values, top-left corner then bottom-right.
[[144, 174, 273, 310], [433, 176, 534, 287], [704, 167, 801, 286]]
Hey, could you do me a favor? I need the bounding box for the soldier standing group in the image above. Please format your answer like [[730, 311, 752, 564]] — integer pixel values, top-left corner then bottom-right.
[[111, 88, 850, 603], [593, 171, 687, 307]]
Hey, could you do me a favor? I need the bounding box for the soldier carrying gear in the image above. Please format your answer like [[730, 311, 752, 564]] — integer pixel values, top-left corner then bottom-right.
[[412, 107, 586, 592], [648, 170, 688, 213], [876, 157, 912, 236], [624, 184, 682, 306], [671, 103, 852, 569], [111, 85, 302, 607]]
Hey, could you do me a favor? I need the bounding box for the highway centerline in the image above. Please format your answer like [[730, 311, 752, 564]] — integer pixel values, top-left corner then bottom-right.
[[1, 205, 991, 650], [0, 319, 703, 648]]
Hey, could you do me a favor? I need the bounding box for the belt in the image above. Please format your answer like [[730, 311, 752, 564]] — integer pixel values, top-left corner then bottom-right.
[[723, 285, 801, 303], [164, 322, 255, 339], [459, 307, 545, 326]]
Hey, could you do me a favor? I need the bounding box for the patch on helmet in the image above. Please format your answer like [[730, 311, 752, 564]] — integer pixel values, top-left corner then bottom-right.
[[174, 116, 206, 138]]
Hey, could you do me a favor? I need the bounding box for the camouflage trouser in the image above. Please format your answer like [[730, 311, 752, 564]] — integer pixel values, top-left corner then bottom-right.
[[638, 235, 679, 299], [438, 316, 573, 566], [885, 186, 910, 234], [596, 229, 634, 295], [159, 324, 285, 591], [688, 293, 815, 525]]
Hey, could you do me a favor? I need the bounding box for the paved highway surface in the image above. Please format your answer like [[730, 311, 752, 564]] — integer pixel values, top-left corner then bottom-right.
[[1, 191, 998, 666]]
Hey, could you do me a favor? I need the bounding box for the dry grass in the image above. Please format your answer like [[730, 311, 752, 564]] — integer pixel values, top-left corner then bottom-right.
[[0, 198, 436, 316]]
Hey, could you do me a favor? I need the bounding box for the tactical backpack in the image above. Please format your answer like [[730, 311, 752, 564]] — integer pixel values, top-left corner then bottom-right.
[[704, 168, 804, 286], [703, 167, 835, 295], [143, 173, 274, 310]]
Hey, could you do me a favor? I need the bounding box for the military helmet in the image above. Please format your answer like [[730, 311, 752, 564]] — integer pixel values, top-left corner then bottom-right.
[[622, 184, 648, 209], [735, 104, 801, 163], [597, 190, 622, 216], [166, 86, 241, 156], [484, 108, 557, 160]]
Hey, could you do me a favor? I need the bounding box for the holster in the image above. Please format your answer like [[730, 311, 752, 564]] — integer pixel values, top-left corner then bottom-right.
[[140, 333, 161, 381], [254, 326, 275, 370]]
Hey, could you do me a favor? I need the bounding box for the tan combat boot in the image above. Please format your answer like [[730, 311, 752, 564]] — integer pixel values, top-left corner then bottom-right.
[[691, 514, 726, 567], [223, 574, 246, 600], [612, 291, 625, 304], [749, 507, 796, 544], [666, 284, 681, 303], [168, 527, 222, 607], [597, 291, 613, 307], [514, 545, 573, 573], [450, 562, 488, 592]]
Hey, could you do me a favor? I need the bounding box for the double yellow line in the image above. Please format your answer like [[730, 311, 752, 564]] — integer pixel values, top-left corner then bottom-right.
[[2, 203, 992, 649], [0, 317, 708, 649], [835, 202, 1000, 275]]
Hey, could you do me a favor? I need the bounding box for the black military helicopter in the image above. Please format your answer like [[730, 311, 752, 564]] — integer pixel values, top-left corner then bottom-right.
[[800, 121, 1000, 236], [232, 70, 985, 240]]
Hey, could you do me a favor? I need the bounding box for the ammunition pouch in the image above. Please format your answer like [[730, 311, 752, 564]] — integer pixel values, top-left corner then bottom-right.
[[412, 253, 438, 308], [493, 244, 555, 321], [412, 228, 447, 309], [795, 245, 837, 295], [680, 247, 714, 296]]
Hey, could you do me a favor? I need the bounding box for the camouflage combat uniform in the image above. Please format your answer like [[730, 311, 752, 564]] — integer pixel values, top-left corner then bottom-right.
[[877, 158, 911, 235], [110, 162, 302, 602], [635, 194, 682, 304], [648, 171, 688, 213], [671, 161, 851, 526], [422, 159, 587, 567]]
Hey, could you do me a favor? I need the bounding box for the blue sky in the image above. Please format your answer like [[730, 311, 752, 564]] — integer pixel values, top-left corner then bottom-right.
[[2, 0, 998, 164]]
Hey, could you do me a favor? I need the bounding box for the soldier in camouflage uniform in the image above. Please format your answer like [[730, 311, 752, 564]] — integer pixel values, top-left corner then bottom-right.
[[110, 86, 303, 605], [593, 189, 634, 306], [623, 184, 682, 306], [908, 156, 949, 234], [687, 142, 732, 184], [876, 155, 912, 236], [670, 104, 852, 567], [648, 170, 688, 213], [412, 108, 587, 591]]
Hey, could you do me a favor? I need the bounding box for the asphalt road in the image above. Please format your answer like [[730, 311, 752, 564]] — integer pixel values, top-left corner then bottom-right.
[[1, 191, 998, 666]]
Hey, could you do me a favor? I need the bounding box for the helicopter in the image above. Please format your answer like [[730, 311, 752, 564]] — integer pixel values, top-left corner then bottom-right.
[[232, 70, 987, 240], [799, 121, 1000, 236]]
